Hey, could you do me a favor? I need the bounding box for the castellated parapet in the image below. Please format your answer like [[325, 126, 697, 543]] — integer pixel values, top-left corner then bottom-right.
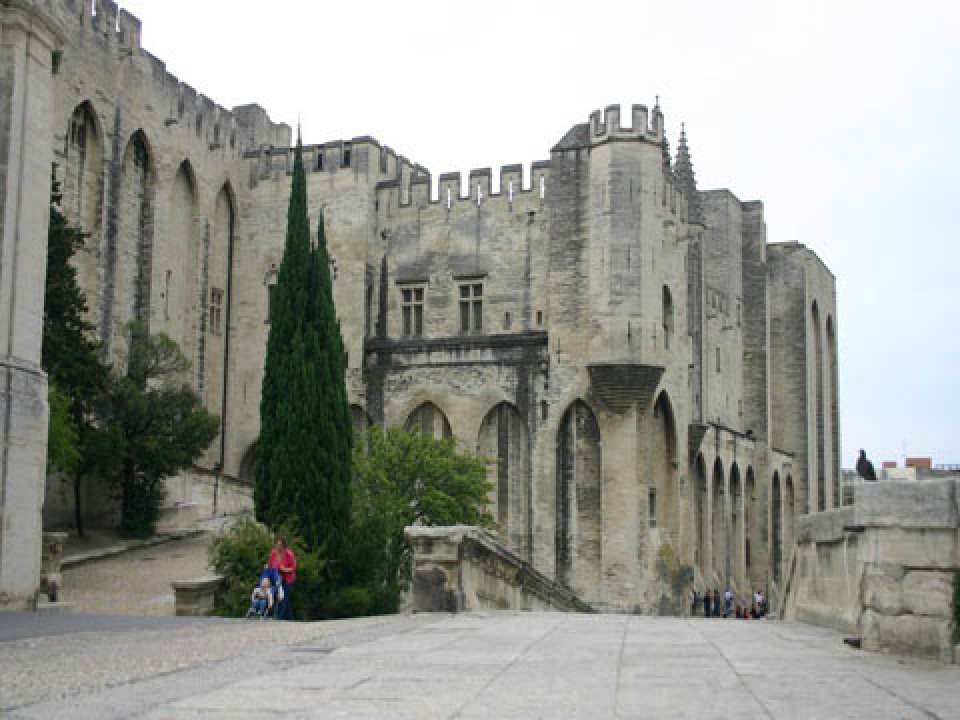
[[1, 1, 841, 613]]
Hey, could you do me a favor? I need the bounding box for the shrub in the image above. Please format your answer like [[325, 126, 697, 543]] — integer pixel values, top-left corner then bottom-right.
[[209, 516, 326, 621]]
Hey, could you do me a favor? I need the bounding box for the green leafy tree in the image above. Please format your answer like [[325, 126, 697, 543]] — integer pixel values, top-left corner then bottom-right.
[[255, 137, 353, 566], [47, 383, 80, 476], [95, 324, 219, 536], [41, 181, 109, 535], [345, 427, 494, 613]]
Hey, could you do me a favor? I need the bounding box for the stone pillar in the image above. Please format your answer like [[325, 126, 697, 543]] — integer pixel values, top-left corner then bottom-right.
[[0, 1, 64, 606], [600, 406, 639, 611]]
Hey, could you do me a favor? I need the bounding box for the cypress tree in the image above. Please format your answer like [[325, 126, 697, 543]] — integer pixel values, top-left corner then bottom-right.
[[256, 135, 353, 567]]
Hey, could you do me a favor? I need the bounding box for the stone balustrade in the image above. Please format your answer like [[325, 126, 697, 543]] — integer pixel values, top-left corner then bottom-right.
[[405, 526, 592, 614], [172, 575, 225, 616]]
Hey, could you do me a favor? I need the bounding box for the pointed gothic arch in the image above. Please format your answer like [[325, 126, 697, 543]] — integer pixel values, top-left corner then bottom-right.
[[711, 458, 726, 585], [201, 183, 238, 471], [649, 391, 678, 547], [772, 471, 783, 583], [63, 100, 104, 237], [164, 160, 199, 362], [107, 128, 156, 368], [745, 466, 757, 585], [556, 400, 601, 599], [478, 402, 530, 559], [812, 300, 825, 512], [785, 474, 796, 564], [405, 401, 453, 439], [729, 463, 743, 585], [826, 315, 839, 508], [694, 453, 708, 576]]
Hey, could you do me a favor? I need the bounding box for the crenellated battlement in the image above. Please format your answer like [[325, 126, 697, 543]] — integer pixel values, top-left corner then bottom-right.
[[243, 136, 420, 189], [553, 102, 666, 153], [588, 103, 664, 141], [376, 160, 551, 217], [55, 0, 291, 156]]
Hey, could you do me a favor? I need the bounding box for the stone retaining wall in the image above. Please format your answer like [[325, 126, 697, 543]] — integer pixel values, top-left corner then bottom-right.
[[784, 480, 959, 662], [405, 526, 592, 613], [857, 481, 958, 662], [782, 507, 861, 634]]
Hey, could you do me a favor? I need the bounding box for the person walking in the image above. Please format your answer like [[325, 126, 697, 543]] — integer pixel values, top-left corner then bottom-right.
[[713, 589, 722, 618], [704, 589, 712, 618], [268, 537, 297, 620], [724, 588, 733, 618]]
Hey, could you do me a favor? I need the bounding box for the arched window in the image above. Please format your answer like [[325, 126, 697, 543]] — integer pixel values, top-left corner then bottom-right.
[[405, 402, 453, 440], [478, 402, 530, 559]]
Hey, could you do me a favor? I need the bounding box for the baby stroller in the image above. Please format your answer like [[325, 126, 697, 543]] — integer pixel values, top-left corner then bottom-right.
[[245, 566, 284, 620]]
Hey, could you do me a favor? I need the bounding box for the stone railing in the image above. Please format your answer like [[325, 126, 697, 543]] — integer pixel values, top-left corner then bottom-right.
[[783, 480, 959, 663], [404, 526, 592, 613], [171, 575, 225, 616]]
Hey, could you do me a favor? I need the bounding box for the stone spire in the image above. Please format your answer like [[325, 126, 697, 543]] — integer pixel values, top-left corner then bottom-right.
[[655, 96, 673, 177], [674, 122, 703, 224]]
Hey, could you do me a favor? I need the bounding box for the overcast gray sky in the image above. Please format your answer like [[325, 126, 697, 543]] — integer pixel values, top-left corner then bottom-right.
[[126, 0, 959, 468]]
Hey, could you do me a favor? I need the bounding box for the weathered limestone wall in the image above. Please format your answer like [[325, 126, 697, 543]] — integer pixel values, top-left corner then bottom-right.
[[49, 0, 292, 482], [768, 242, 839, 516], [785, 482, 959, 662], [17, 2, 840, 614], [405, 525, 592, 613], [783, 507, 861, 634]]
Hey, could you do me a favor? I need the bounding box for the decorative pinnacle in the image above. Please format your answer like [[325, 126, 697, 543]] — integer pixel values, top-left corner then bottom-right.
[[674, 121, 703, 224]]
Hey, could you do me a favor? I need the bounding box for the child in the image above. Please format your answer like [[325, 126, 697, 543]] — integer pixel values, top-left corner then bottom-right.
[[251, 576, 274, 617]]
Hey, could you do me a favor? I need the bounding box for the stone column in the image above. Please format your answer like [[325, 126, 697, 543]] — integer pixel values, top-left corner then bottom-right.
[[0, 1, 64, 606], [599, 405, 639, 611]]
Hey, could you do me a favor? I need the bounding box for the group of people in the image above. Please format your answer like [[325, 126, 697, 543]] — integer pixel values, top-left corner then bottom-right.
[[691, 588, 767, 619], [249, 536, 297, 620]]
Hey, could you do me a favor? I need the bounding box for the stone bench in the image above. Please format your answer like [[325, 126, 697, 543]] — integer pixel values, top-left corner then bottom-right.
[[171, 575, 225, 616]]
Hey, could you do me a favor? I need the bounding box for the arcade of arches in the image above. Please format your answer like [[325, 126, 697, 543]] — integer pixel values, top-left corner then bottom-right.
[[385, 392, 797, 609]]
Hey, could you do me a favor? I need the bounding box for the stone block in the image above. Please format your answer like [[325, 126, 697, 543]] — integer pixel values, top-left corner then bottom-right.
[[855, 481, 959, 530], [795, 507, 855, 544], [902, 571, 954, 618], [862, 527, 958, 569], [863, 571, 902, 615], [860, 608, 954, 662], [172, 575, 224, 617]]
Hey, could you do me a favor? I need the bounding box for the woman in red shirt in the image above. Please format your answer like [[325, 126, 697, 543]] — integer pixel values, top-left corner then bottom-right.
[[267, 537, 297, 620]]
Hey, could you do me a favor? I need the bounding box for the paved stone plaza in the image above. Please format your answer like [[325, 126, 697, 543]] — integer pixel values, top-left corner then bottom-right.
[[3, 612, 958, 719]]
